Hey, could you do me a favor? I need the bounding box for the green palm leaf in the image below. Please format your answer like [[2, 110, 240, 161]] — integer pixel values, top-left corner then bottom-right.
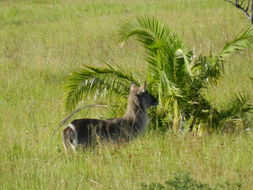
[[206, 26, 253, 82], [218, 26, 253, 59], [119, 16, 184, 75], [65, 64, 139, 111], [219, 93, 253, 122]]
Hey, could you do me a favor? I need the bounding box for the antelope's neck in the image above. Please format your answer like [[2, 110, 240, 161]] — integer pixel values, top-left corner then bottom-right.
[[124, 103, 148, 123]]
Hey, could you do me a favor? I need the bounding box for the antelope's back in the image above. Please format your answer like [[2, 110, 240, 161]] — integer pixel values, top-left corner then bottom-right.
[[71, 118, 131, 143]]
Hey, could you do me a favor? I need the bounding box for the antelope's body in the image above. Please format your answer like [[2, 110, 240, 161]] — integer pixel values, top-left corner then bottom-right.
[[62, 83, 158, 150]]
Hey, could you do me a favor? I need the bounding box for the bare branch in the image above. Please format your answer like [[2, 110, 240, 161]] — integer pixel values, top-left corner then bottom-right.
[[225, 0, 251, 18], [251, 1, 253, 23], [245, 0, 250, 12]]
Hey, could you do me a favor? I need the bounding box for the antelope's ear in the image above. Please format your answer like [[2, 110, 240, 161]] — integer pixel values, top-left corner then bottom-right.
[[143, 81, 147, 89], [130, 83, 138, 92]]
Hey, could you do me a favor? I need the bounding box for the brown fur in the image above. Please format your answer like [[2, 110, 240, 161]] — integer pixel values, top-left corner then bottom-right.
[[62, 83, 158, 150]]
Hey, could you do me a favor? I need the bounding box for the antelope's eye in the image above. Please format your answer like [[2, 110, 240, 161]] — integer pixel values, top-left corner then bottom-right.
[[138, 90, 146, 95]]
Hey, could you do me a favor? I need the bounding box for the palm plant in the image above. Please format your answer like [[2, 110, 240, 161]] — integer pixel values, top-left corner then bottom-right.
[[65, 16, 253, 132]]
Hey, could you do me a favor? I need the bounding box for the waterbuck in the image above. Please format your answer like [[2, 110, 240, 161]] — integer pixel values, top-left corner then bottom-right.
[[62, 83, 158, 151]]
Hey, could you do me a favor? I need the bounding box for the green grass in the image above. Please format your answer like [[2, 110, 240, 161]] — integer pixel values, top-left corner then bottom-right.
[[0, 0, 253, 189], [1, 133, 253, 189]]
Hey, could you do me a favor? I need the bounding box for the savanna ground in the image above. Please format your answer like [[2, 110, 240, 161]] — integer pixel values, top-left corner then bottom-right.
[[0, 0, 253, 189]]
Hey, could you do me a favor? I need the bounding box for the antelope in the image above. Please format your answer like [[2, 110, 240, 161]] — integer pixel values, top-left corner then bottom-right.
[[62, 82, 158, 151]]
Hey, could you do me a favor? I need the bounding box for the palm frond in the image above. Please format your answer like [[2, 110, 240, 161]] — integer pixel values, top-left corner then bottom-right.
[[65, 64, 139, 111], [118, 16, 184, 74], [192, 55, 221, 83], [174, 49, 192, 84], [218, 26, 253, 59], [119, 16, 174, 46], [119, 16, 187, 95], [192, 27, 253, 83], [219, 93, 253, 122]]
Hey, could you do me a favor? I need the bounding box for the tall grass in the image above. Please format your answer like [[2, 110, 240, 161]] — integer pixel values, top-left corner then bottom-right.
[[0, 0, 252, 189], [1, 133, 253, 189]]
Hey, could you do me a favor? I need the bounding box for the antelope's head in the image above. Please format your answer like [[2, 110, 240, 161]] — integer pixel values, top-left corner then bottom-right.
[[130, 82, 158, 109]]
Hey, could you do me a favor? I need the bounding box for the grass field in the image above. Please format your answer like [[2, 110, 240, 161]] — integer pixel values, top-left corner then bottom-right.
[[0, 0, 253, 189]]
